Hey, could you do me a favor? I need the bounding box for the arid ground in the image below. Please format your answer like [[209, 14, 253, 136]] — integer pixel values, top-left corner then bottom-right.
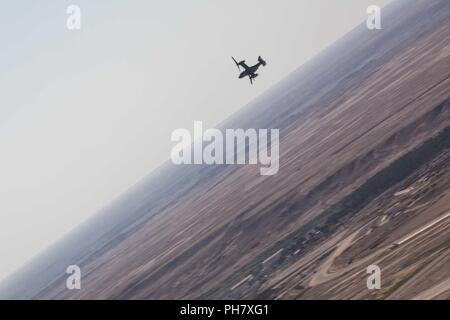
[[0, 0, 449, 299]]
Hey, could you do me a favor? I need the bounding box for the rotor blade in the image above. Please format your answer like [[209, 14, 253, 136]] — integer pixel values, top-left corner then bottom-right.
[[231, 56, 241, 71], [250, 76, 253, 85]]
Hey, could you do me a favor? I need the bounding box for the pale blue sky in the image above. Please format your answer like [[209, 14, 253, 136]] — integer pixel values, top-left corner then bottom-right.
[[0, 0, 389, 281]]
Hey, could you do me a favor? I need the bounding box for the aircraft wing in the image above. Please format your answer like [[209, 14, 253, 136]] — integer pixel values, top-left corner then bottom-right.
[[232, 56, 249, 71], [239, 62, 250, 70]]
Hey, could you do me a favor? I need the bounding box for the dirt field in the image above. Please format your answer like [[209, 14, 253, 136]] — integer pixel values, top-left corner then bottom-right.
[[0, 0, 449, 300]]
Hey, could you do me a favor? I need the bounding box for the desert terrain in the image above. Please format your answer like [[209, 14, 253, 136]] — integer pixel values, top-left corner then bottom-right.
[[0, 0, 449, 299]]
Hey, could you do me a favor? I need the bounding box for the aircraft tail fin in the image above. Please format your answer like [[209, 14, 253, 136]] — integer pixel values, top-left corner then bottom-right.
[[258, 56, 267, 66]]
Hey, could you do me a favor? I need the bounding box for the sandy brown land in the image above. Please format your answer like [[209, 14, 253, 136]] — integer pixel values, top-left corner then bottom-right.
[[0, 0, 449, 300]]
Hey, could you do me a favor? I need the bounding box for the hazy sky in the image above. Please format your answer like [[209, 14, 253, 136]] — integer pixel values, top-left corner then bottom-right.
[[0, 0, 389, 282]]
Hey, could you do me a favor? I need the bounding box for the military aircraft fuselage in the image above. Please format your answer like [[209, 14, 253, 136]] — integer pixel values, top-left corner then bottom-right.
[[239, 62, 263, 78]]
